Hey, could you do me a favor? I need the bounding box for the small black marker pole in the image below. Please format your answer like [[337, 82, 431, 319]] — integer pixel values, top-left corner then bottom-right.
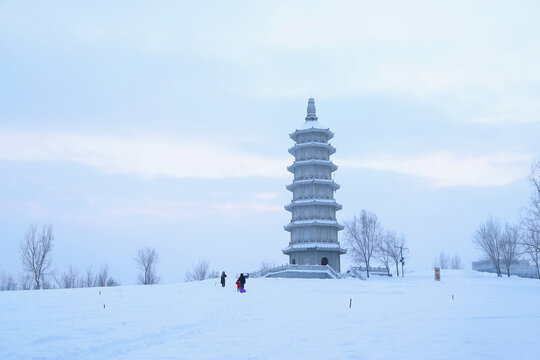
[[349, 298, 352, 308]]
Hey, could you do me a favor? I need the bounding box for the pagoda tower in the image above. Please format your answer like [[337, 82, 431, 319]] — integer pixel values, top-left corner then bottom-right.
[[283, 98, 346, 272]]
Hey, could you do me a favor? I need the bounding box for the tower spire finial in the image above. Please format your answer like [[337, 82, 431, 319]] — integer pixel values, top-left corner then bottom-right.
[[306, 98, 317, 121]]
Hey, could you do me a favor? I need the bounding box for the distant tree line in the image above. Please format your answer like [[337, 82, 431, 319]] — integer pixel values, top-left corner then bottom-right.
[[472, 160, 540, 278], [0, 223, 121, 291], [344, 209, 408, 278], [433, 251, 462, 270], [0, 222, 228, 291]]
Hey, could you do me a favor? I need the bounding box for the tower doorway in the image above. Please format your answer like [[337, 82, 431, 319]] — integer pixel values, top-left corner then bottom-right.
[[321, 257, 328, 266]]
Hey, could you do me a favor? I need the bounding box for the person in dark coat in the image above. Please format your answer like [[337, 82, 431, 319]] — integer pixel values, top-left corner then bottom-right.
[[220, 271, 227, 287], [237, 273, 246, 290]]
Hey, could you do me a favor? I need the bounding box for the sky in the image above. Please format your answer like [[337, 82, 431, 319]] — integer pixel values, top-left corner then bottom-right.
[[1, 1, 539, 284]]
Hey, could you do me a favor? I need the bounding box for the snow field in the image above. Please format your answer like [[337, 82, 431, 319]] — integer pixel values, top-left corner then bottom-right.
[[1, 270, 539, 359]]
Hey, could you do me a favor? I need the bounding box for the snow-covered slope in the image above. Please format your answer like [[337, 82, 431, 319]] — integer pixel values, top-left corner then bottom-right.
[[1, 270, 539, 360]]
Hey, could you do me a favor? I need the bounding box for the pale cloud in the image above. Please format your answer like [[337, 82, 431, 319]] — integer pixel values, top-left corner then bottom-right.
[[253, 193, 278, 200], [340, 151, 532, 188], [211, 201, 283, 216], [3, 2, 540, 124], [103, 200, 282, 221], [0, 130, 288, 179]]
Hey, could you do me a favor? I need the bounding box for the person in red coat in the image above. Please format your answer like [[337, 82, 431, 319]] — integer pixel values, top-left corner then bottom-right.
[[237, 273, 246, 290]]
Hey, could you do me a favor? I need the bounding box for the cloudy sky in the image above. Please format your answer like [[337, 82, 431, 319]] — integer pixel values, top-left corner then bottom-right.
[[1, 1, 539, 284]]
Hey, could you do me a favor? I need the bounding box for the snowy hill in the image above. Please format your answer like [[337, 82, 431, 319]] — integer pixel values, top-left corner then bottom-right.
[[1, 270, 539, 360]]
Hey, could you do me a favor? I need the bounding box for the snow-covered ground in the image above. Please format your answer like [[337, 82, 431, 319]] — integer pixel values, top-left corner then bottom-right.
[[1, 270, 539, 360]]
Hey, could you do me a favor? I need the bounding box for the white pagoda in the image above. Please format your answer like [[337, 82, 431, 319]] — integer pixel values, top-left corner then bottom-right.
[[282, 98, 346, 272]]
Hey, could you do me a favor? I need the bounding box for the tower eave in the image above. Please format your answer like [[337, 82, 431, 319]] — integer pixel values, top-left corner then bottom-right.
[[287, 160, 338, 173], [284, 221, 345, 231], [282, 244, 347, 255], [288, 142, 336, 156], [286, 180, 340, 191], [285, 200, 342, 211], [289, 127, 335, 142]]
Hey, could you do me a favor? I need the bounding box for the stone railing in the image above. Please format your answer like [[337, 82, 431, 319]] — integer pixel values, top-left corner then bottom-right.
[[251, 264, 342, 279], [351, 266, 391, 276]]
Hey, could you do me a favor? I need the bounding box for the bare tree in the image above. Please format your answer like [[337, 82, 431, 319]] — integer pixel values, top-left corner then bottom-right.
[[437, 251, 451, 269], [521, 160, 540, 279], [451, 254, 462, 270], [344, 210, 383, 278], [521, 230, 540, 279], [523, 160, 540, 236], [20, 224, 54, 289], [382, 232, 401, 276], [377, 232, 396, 276], [135, 247, 160, 285], [185, 259, 218, 282], [473, 217, 503, 277], [500, 223, 522, 277]]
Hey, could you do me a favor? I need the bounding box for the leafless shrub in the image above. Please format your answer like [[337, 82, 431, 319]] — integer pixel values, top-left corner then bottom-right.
[[185, 259, 216, 282], [97, 264, 118, 287], [40, 274, 53, 289], [258, 261, 277, 272], [20, 224, 54, 289], [55, 266, 80, 289], [0, 272, 16, 291], [19, 274, 33, 290], [83, 266, 97, 287], [135, 248, 160, 285]]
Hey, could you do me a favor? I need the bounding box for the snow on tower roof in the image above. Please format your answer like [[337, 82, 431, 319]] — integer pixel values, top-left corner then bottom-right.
[[289, 98, 334, 141]]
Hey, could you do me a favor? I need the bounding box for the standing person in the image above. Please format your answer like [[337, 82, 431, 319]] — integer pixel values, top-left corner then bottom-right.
[[237, 273, 246, 291], [220, 271, 227, 287]]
